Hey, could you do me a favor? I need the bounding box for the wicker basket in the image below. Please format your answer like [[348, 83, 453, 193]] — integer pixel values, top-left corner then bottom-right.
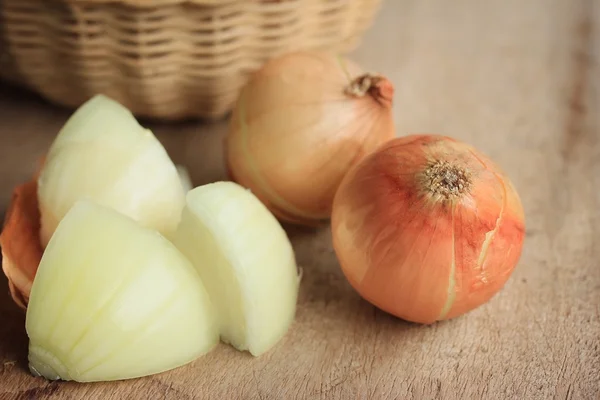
[[0, 0, 382, 121]]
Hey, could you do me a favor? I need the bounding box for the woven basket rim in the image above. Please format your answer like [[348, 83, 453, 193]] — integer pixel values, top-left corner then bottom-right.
[[1, 0, 382, 120], [61, 0, 279, 8]]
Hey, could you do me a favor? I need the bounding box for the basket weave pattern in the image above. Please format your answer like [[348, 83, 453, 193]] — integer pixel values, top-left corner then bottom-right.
[[0, 0, 382, 120]]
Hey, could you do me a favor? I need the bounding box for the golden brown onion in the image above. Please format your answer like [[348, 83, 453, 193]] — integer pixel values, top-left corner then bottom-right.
[[332, 135, 526, 324], [226, 51, 395, 225]]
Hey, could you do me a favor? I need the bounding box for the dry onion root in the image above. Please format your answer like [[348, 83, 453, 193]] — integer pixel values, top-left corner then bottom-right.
[[226, 51, 396, 225], [331, 135, 526, 324]]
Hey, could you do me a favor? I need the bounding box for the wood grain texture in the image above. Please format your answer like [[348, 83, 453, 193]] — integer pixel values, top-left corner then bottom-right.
[[0, 0, 599, 399]]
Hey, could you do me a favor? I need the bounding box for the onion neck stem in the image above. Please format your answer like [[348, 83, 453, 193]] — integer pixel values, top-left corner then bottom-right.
[[344, 74, 394, 108]]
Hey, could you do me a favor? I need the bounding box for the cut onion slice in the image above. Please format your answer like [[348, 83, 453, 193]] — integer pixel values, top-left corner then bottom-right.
[[171, 182, 301, 356], [26, 201, 218, 382], [37, 95, 185, 247]]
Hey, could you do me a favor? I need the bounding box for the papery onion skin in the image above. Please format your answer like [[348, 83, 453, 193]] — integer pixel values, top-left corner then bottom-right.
[[226, 51, 395, 225], [0, 180, 43, 309], [331, 135, 525, 324], [1, 158, 46, 309]]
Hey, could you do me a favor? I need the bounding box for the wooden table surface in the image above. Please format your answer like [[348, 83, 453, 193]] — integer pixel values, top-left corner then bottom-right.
[[1, 0, 599, 399]]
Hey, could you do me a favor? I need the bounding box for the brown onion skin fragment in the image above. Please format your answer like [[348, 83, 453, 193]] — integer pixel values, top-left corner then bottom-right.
[[1, 180, 44, 309], [1, 157, 46, 309]]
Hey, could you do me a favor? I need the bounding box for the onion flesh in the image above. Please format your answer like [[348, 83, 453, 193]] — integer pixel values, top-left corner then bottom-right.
[[176, 165, 193, 193], [26, 201, 218, 382], [332, 135, 526, 324], [37, 95, 185, 247], [171, 181, 300, 356]]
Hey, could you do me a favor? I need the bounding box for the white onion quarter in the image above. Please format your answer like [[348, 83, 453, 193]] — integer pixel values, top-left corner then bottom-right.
[[171, 182, 301, 356], [26, 201, 218, 382], [37, 95, 185, 247]]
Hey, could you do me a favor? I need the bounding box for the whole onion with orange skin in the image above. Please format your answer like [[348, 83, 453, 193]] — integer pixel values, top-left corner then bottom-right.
[[331, 135, 526, 324], [226, 51, 395, 225]]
